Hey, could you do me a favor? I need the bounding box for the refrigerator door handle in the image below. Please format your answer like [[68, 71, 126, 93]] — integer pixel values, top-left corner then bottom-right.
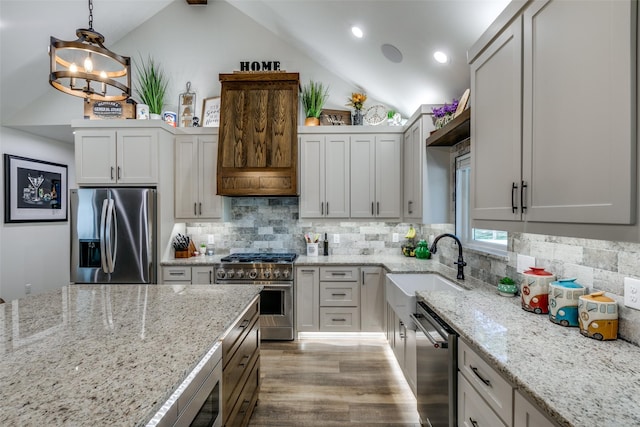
[[105, 199, 118, 273], [100, 199, 109, 273]]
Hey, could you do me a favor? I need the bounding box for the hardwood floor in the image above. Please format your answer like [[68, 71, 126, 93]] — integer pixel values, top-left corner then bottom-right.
[[248, 335, 420, 427]]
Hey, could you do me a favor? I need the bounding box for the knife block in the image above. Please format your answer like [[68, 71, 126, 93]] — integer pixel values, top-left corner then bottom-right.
[[175, 249, 190, 258]]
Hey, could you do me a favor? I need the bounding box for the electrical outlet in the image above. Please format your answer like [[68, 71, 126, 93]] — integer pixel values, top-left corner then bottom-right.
[[25, 283, 32, 295], [333, 234, 340, 244], [624, 277, 640, 310], [517, 254, 536, 273], [392, 233, 399, 242]]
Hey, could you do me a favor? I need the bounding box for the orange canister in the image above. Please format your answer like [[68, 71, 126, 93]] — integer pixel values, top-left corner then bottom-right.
[[578, 291, 618, 340], [521, 267, 555, 314]]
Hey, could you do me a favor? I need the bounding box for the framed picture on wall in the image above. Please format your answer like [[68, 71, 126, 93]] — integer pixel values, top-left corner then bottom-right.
[[202, 96, 221, 127], [4, 154, 68, 223]]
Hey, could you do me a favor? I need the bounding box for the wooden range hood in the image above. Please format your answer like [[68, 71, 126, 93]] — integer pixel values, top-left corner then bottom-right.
[[217, 72, 299, 196]]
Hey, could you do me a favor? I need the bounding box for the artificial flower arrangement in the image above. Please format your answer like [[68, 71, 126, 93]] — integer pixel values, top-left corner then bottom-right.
[[347, 92, 367, 111], [432, 98, 459, 129]]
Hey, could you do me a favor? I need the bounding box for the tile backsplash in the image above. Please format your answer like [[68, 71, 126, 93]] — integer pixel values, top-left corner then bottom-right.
[[186, 197, 640, 345]]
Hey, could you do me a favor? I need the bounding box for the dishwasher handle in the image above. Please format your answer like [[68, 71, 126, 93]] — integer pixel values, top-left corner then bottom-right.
[[411, 313, 448, 349]]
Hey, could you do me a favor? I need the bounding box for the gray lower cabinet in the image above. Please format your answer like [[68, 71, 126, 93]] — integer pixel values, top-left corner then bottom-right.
[[161, 266, 214, 284], [386, 301, 416, 396], [295, 265, 384, 334]]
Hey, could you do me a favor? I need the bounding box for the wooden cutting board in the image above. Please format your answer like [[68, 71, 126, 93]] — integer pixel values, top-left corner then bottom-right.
[[455, 88, 470, 117]]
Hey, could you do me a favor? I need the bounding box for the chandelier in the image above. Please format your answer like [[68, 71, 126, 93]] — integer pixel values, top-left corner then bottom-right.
[[49, 0, 131, 101]]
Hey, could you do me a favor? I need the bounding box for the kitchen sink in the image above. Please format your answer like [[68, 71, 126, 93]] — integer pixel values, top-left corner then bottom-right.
[[385, 273, 464, 328]]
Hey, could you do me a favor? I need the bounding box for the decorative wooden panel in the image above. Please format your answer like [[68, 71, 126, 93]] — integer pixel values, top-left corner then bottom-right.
[[218, 72, 299, 196]]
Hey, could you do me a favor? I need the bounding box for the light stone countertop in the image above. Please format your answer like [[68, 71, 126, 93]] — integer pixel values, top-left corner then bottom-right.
[[163, 253, 640, 426], [0, 284, 262, 426]]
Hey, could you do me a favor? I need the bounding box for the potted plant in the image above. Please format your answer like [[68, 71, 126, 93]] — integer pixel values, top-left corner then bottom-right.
[[498, 276, 518, 297], [301, 80, 329, 126], [134, 55, 168, 119]]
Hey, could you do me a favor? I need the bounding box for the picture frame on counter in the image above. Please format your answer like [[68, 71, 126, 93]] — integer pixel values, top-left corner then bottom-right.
[[320, 109, 352, 126], [3, 154, 68, 223], [202, 96, 221, 127]]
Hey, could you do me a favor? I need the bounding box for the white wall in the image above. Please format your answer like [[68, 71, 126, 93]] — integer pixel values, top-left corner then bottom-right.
[[0, 127, 75, 301]]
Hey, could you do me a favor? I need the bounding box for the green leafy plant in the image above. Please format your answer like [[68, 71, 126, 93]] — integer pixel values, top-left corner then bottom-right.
[[134, 55, 168, 115], [387, 109, 396, 119], [499, 277, 516, 286], [301, 80, 329, 118]]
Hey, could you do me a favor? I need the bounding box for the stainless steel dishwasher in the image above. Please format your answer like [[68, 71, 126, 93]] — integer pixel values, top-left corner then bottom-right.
[[411, 301, 458, 427]]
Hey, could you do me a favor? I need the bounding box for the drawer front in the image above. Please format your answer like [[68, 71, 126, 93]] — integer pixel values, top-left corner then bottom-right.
[[223, 298, 259, 365], [320, 307, 361, 331], [226, 355, 260, 427], [320, 282, 360, 307], [162, 266, 191, 282], [320, 266, 359, 281], [458, 339, 513, 425], [223, 320, 259, 417], [458, 373, 508, 427]]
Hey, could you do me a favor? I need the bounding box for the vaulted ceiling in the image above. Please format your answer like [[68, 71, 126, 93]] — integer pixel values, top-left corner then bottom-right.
[[0, 0, 509, 141]]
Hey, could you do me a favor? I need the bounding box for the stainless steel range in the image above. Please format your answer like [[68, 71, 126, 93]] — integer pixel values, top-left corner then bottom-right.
[[216, 253, 297, 340]]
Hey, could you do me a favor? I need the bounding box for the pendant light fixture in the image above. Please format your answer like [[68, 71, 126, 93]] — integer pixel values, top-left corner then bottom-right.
[[49, 0, 131, 101]]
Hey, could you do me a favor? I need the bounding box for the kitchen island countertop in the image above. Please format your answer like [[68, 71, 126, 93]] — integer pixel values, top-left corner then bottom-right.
[[0, 284, 261, 426]]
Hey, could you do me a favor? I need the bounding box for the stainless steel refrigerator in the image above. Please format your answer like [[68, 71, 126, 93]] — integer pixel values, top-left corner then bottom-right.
[[70, 188, 156, 284]]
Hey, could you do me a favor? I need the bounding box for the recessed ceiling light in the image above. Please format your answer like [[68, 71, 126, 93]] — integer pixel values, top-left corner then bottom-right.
[[434, 51, 448, 64], [351, 26, 364, 38]]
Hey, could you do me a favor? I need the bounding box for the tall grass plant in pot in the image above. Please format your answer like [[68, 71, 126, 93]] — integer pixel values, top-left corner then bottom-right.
[[134, 55, 168, 119], [301, 80, 329, 126]]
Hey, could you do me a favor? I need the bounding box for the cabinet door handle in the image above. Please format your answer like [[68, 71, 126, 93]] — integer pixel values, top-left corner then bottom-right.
[[194, 203, 197, 216], [469, 417, 480, 427], [511, 182, 518, 213], [521, 180, 528, 213], [377, 202, 380, 215], [117, 167, 121, 180], [371, 202, 374, 216], [111, 167, 114, 180], [199, 202, 202, 215], [408, 200, 413, 214], [470, 365, 492, 387], [321, 202, 324, 216], [209, 270, 212, 284], [238, 354, 251, 368], [239, 319, 250, 329], [326, 202, 329, 216]]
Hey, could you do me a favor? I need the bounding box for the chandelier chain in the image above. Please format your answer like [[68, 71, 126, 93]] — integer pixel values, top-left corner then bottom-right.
[[88, 0, 94, 30]]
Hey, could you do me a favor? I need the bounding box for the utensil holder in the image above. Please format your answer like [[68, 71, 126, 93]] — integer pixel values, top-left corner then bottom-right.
[[175, 249, 190, 258], [306, 243, 318, 257]]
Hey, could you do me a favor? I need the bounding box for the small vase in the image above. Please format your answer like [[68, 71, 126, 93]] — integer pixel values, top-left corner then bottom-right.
[[150, 113, 162, 120], [304, 117, 320, 126], [352, 110, 364, 126]]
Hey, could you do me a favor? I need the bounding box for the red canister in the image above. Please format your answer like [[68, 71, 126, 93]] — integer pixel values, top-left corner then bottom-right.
[[521, 267, 555, 314]]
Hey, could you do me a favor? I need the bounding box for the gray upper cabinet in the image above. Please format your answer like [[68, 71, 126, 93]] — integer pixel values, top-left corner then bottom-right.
[[299, 134, 350, 218], [471, 0, 637, 227]]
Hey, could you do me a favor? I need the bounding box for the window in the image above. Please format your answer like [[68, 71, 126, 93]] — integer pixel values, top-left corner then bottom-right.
[[455, 153, 507, 252]]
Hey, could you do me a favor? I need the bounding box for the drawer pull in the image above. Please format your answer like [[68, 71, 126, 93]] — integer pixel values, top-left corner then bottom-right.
[[239, 399, 251, 415], [330, 272, 347, 276], [469, 417, 480, 427], [169, 271, 185, 276], [238, 354, 251, 368], [331, 293, 346, 296], [332, 318, 347, 322], [239, 319, 250, 329], [470, 365, 492, 387]]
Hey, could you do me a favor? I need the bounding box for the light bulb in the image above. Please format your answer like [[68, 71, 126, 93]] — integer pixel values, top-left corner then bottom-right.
[[69, 63, 78, 73], [100, 71, 107, 94], [84, 55, 93, 73], [351, 26, 363, 38]]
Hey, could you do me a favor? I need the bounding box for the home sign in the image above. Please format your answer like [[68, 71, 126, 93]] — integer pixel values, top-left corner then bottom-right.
[[239, 61, 282, 72]]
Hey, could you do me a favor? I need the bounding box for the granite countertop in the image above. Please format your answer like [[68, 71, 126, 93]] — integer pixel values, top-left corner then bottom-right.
[[0, 284, 262, 426], [416, 285, 640, 427]]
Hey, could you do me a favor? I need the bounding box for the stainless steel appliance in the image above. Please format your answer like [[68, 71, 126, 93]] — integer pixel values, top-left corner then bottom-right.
[[215, 253, 296, 340], [411, 301, 458, 427], [70, 188, 156, 284]]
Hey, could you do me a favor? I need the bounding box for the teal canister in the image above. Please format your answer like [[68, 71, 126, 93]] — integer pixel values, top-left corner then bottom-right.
[[548, 278, 586, 327], [414, 240, 431, 259]]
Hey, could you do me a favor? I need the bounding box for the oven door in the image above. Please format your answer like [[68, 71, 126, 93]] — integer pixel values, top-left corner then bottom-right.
[[260, 283, 294, 341]]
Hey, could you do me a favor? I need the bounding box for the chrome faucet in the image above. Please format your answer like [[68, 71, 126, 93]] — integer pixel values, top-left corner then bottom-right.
[[429, 233, 467, 280]]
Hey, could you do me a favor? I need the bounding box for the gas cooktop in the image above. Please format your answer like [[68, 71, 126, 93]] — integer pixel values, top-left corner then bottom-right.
[[219, 253, 298, 263]]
